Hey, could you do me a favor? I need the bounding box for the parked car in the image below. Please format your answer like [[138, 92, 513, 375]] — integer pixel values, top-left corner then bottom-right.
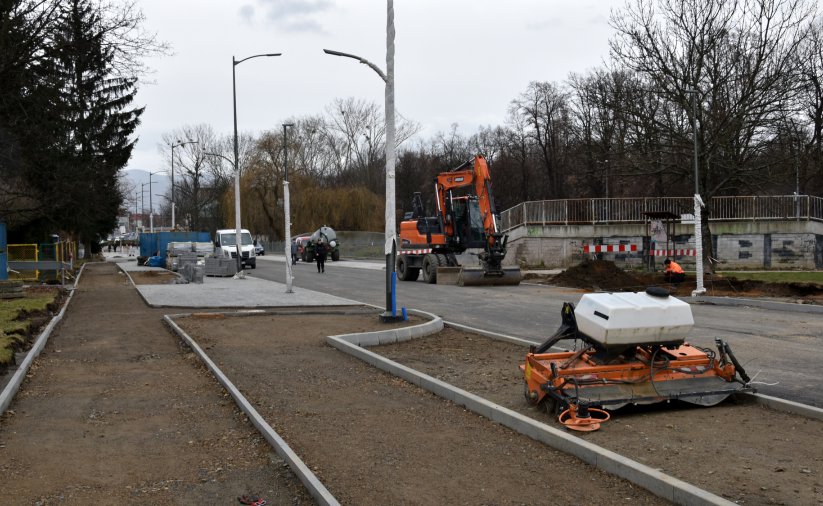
[[254, 240, 264, 256]]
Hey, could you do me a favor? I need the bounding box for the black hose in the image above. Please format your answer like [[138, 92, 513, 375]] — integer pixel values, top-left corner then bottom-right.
[[723, 342, 751, 383]]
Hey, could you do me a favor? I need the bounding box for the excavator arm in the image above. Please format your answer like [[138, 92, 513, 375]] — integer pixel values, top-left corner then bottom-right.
[[434, 155, 499, 244], [397, 154, 521, 286], [435, 155, 519, 283]]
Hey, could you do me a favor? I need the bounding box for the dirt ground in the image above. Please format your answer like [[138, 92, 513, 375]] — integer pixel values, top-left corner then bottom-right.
[[129, 270, 180, 285], [375, 328, 823, 506], [0, 264, 664, 505], [2, 261, 820, 505], [176, 313, 667, 505], [531, 260, 823, 304], [0, 263, 314, 505]]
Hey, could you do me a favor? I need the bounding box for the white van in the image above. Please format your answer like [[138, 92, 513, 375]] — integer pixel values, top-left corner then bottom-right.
[[214, 228, 256, 269]]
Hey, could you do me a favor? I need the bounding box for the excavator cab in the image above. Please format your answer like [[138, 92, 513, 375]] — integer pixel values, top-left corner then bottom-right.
[[446, 196, 486, 250]]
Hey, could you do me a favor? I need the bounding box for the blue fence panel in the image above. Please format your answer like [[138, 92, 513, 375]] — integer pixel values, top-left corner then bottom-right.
[[139, 231, 211, 259]]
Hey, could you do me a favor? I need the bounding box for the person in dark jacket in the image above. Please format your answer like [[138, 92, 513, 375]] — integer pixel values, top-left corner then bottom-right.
[[314, 240, 328, 273], [290, 240, 299, 265]]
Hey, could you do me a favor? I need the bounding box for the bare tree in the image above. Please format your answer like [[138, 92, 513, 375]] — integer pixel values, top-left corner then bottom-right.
[[93, 0, 170, 79], [161, 124, 228, 231], [798, 16, 823, 194], [609, 0, 815, 270], [510, 81, 573, 198]]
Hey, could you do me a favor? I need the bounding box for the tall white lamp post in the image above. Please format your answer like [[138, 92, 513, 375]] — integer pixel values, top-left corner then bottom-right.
[[685, 89, 706, 296], [170, 139, 197, 230], [324, 0, 400, 322], [283, 123, 295, 293], [232, 52, 282, 275]]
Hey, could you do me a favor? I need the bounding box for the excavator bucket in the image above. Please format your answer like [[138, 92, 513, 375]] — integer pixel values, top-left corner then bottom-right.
[[435, 267, 462, 285], [457, 266, 522, 286]]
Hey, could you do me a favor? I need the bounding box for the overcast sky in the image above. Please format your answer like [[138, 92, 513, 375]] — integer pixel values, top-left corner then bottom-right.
[[127, 0, 622, 175]]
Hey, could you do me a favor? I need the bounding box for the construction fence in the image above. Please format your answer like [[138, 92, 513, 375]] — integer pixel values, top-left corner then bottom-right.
[[6, 241, 77, 282], [500, 195, 823, 231]]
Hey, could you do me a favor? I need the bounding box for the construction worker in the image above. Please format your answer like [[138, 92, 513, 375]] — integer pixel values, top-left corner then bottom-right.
[[663, 258, 685, 283]]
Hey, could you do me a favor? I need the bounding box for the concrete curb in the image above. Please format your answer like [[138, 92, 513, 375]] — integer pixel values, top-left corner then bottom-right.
[[165, 308, 442, 506], [326, 308, 443, 346], [747, 392, 823, 419], [683, 295, 823, 314], [327, 321, 734, 506], [118, 264, 150, 307], [443, 320, 535, 347], [0, 263, 86, 414], [165, 311, 340, 506], [117, 264, 183, 308]]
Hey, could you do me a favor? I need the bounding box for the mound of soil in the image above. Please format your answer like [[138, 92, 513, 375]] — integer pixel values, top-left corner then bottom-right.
[[543, 260, 823, 304], [548, 259, 653, 292]]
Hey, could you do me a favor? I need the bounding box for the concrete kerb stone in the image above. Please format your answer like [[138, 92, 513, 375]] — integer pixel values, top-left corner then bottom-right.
[[747, 392, 823, 420], [443, 320, 536, 347], [684, 295, 823, 314], [326, 308, 443, 347], [115, 263, 179, 308], [328, 315, 734, 506], [0, 263, 86, 415], [164, 312, 340, 506]]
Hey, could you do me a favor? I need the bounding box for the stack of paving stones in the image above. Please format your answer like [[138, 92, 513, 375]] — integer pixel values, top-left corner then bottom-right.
[[0, 280, 24, 299], [205, 257, 236, 277]]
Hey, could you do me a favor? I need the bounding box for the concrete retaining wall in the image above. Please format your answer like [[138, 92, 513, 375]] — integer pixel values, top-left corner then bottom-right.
[[506, 220, 823, 270]]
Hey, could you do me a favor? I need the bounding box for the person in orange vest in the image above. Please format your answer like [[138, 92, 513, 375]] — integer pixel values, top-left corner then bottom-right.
[[663, 258, 685, 283]]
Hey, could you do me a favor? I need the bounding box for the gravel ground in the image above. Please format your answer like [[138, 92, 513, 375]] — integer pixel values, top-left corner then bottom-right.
[[0, 263, 313, 505], [177, 314, 668, 505], [375, 328, 823, 506], [6, 261, 820, 505]]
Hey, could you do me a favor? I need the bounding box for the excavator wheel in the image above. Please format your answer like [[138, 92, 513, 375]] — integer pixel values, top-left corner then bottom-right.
[[422, 254, 439, 284], [396, 255, 420, 281]]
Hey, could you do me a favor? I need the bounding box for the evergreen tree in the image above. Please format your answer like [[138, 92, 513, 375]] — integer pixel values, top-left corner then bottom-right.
[[47, 0, 143, 255], [0, 0, 60, 234]]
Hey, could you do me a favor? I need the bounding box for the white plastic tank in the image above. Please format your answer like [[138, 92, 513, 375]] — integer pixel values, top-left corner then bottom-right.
[[574, 291, 694, 347]]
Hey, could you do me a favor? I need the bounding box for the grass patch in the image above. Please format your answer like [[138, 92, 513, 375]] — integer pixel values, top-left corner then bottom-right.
[[718, 271, 823, 284], [0, 289, 60, 366]]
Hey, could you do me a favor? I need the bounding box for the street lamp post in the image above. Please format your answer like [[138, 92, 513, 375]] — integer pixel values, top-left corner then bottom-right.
[[171, 139, 198, 230], [283, 123, 295, 293], [283, 123, 294, 293], [140, 184, 148, 227], [148, 171, 165, 234], [323, 0, 400, 322], [685, 89, 706, 296], [232, 52, 282, 275]]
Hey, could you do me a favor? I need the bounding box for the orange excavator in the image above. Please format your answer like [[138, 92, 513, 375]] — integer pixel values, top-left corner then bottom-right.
[[396, 155, 522, 286], [522, 288, 752, 431]]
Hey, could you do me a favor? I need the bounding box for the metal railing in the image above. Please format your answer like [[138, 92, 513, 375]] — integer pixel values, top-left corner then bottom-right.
[[6, 241, 76, 282], [499, 195, 823, 231]]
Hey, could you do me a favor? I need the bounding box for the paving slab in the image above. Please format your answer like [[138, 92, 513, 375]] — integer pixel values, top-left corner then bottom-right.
[[108, 256, 360, 308]]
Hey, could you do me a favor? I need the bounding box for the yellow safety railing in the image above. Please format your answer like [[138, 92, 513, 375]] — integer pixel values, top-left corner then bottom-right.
[[7, 244, 39, 281], [6, 241, 77, 282]]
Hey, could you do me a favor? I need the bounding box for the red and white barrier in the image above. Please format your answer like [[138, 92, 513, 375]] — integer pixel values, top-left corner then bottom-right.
[[399, 249, 432, 255], [652, 249, 697, 257], [583, 244, 639, 253]]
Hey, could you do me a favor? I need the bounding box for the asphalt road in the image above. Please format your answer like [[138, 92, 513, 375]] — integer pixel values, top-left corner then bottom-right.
[[253, 256, 823, 407]]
